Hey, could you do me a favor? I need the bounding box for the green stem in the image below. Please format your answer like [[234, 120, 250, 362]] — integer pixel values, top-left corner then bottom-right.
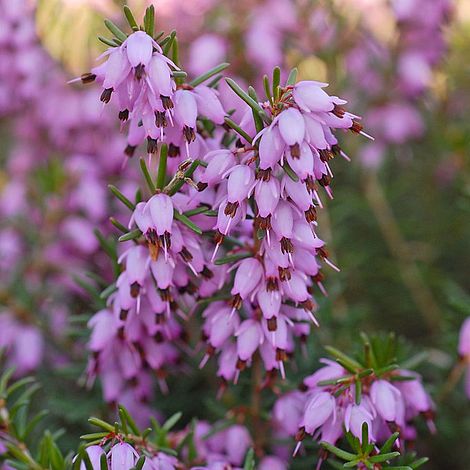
[[156, 144, 168, 189]]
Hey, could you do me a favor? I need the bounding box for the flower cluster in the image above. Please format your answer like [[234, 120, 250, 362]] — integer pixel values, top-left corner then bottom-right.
[[0, 0, 131, 380], [197, 77, 367, 384], [87, 182, 226, 414], [76, 414, 283, 470], [80, 443, 179, 470], [272, 340, 435, 460], [0, 0, 41, 115], [78, 29, 225, 161], [346, 0, 452, 168]]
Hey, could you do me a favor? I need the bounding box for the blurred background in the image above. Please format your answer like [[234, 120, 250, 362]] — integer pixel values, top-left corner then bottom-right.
[[0, 0, 469, 468]]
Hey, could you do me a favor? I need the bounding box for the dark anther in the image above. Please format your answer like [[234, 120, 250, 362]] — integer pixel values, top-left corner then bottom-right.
[[119, 109, 129, 121], [81, 72, 97, 84], [100, 88, 113, 103]]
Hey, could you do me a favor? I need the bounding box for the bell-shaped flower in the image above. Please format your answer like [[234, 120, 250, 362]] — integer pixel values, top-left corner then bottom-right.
[[103, 48, 130, 91], [274, 391, 305, 435], [109, 442, 138, 470], [370, 380, 403, 423], [257, 288, 282, 319], [304, 114, 328, 149], [235, 319, 263, 361], [150, 256, 175, 290], [200, 150, 235, 187], [301, 391, 335, 434], [278, 108, 305, 147], [174, 89, 198, 137], [286, 272, 310, 304], [231, 258, 263, 299], [254, 177, 280, 218], [122, 245, 149, 290], [344, 403, 374, 442], [225, 425, 252, 466], [282, 176, 312, 212], [395, 375, 432, 414], [226, 165, 255, 204], [125, 31, 154, 69], [80, 445, 105, 470], [147, 54, 174, 98], [292, 220, 324, 250], [88, 309, 118, 352], [293, 81, 334, 113], [208, 308, 240, 349], [193, 85, 225, 124], [258, 456, 286, 470], [271, 201, 294, 240], [292, 248, 320, 276], [303, 359, 344, 389], [147, 193, 174, 236], [286, 142, 314, 181], [217, 343, 238, 381], [258, 125, 284, 170]]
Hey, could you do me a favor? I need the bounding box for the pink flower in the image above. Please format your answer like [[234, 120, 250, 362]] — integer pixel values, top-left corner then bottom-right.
[[370, 380, 403, 423], [225, 425, 252, 465], [231, 258, 263, 300], [458, 317, 470, 357], [148, 194, 174, 237], [293, 81, 333, 113], [235, 319, 263, 362], [344, 403, 375, 442], [81, 446, 105, 470], [187, 34, 227, 76], [109, 442, 138, 470], [301, 392, 336, 434], [278, 108, 305, 148], [125, 31, 154, 70]]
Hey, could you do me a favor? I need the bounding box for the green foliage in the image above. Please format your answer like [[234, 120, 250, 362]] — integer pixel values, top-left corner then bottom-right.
[[321, 424, 428, 469]]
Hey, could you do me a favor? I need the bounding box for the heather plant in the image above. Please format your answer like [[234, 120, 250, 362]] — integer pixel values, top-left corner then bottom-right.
[[0, 1, 469, 470]]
